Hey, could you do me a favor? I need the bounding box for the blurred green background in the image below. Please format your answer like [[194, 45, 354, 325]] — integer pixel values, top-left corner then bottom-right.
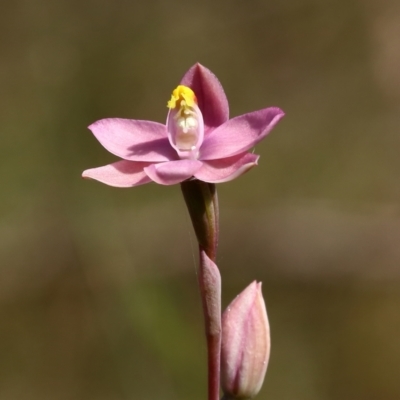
[[1, 0, 400, 399]]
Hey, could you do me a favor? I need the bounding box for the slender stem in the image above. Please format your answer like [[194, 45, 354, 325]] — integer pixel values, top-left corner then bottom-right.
[[199, 248, 221, 400], [181, 180, 221, 400], [181, 180, 219, 261]]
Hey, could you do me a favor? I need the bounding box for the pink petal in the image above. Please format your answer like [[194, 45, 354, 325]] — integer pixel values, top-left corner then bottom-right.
[[144, 159, 203, 185], [89, 118, 177, 162], [180, 63, 229, 131], [195, 153, 259, 183], [82, 160, 152, 187], [200, 107, 284, 160]]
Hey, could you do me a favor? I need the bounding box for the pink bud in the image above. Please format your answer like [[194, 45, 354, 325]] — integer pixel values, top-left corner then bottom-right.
[[221, 281, 270, 399]]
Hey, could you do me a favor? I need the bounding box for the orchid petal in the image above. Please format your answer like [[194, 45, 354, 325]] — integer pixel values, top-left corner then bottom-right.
[[195, 153, 259, 183], [144, 159, 203, 185], [181, 63, 229, 131], [89, 118, 176, 162], [82, 160, 152, 187], [200, 107, 284, 160]]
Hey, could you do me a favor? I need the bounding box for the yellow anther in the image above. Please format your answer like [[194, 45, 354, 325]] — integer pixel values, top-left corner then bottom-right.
[[167, 85, 197, 109]]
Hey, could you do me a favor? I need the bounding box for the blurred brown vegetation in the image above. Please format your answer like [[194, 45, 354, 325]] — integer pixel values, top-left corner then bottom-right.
[[1, 0, 400, 399]]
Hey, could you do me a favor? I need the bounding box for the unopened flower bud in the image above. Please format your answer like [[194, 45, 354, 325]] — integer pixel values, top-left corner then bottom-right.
[[221, 281, 270, 399]]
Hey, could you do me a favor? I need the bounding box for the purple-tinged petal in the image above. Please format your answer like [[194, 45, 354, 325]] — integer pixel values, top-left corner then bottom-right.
[[82, 160, 152, 187], [195, 153, 259, 183], [144, 159, 203, 185], [200, 107, 284, 160], [89, 118, 177, 162], [180, 63, 229, 131]]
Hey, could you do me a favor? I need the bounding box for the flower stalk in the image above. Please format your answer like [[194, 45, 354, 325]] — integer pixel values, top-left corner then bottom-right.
[[181, 180, 221, 400], [199, 250, 221, 400], [180, 180, 219, 260]]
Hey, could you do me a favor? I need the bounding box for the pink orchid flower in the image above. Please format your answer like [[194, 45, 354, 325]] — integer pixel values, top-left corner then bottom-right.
[[82, 63, 284, 187]]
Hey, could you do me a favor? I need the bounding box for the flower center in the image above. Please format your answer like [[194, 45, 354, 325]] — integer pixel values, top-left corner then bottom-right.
[[167, 85, 204, 158]]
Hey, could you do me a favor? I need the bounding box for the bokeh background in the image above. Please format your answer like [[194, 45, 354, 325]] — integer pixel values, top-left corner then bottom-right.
[[1, 0, 400, 399]]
